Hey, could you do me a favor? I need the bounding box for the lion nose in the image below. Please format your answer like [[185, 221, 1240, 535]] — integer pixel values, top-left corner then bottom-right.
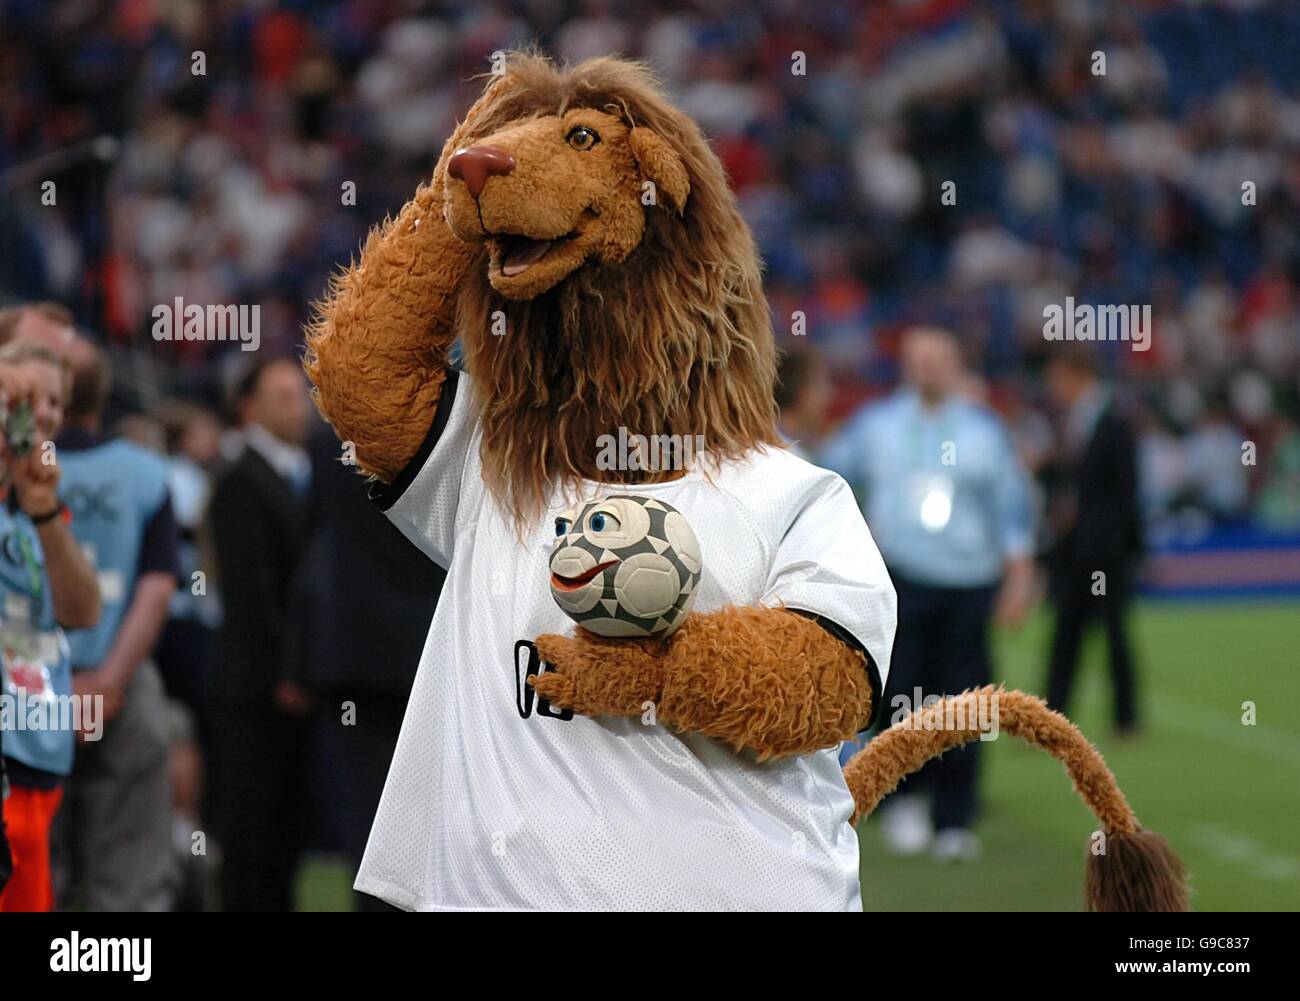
[[447, 145, 516, 199]]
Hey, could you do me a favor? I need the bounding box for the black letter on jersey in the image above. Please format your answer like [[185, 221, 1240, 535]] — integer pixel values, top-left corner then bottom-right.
[[514, 640, 574, 722]]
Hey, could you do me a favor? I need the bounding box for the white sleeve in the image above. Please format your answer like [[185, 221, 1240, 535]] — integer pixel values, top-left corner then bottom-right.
[[369, 369, 475, 569], [759, 464, 897, 722]]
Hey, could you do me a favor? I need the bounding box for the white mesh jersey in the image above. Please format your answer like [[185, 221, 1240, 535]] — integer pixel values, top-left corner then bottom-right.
[[358, 372, 897, 911]]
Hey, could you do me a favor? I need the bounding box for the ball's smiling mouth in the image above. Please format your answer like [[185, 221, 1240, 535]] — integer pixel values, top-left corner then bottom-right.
[[550, 560, 618, 591]]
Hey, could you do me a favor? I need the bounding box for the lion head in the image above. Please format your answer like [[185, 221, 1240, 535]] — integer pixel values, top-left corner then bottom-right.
[[444, 54, 781, 525], [443, 56, 696, 300]]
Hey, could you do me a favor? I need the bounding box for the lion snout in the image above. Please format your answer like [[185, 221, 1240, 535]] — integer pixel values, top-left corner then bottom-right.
[[447, 145, 517, 199]]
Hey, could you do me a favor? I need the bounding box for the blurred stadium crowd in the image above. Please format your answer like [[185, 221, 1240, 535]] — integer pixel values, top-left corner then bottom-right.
[[3, 0, 1300, 535], [1, 0, 1298, 909]]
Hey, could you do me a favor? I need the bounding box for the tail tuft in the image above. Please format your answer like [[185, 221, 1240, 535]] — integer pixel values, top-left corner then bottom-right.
[[1085, 828, 1190, 912]]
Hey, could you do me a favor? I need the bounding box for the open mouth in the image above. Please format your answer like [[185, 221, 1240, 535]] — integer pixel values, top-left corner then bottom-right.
[[494, 230, 581, 277], [550, 560, 618, 591]]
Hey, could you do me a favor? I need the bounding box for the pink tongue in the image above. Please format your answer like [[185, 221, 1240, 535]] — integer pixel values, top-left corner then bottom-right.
[[502, 239, 553, 277]]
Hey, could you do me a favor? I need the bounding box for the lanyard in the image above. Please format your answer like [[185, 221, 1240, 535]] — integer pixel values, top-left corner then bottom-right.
[[15, 528, 43, 604]]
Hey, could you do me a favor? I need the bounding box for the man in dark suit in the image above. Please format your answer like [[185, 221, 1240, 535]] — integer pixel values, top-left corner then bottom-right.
[[210, 356, 312, 911], [296, 421, 445, 910], [1042, 346, 1144, 735]]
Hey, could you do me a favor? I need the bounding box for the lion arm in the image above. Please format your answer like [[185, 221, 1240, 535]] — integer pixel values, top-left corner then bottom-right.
[[304, 172, 477, 482], [530, 607, 874, 760], [656, 606, 873, 760]]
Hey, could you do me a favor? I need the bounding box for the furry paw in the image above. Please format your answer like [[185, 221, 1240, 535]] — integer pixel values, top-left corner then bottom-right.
[[529, 629, 667, 718]]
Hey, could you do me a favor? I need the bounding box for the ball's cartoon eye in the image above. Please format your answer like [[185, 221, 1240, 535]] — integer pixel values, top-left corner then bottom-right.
[[566, 126, 600, 151], [588, 510, 621, 534], [555, 518, 570, 537]]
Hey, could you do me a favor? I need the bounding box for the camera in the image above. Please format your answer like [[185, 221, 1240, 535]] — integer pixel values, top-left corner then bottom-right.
[[1, 398, 36, 459]]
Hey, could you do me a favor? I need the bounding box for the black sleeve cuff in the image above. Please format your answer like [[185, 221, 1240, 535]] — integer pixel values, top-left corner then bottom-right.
[[790, 608, 885, 731], [368, 368, 460, 512]]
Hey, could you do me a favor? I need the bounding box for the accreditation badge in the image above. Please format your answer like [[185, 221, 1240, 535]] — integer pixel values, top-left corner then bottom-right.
[[0, 618, 55, 709], [907, 472, 955, 533], [0, 600, 72, 769]]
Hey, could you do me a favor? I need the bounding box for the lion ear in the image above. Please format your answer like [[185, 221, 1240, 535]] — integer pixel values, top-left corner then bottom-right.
[[629, 128, 689, 216]]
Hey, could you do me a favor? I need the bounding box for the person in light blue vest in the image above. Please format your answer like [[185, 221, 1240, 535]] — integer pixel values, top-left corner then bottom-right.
[[819, 326, 1036, 864], [44, 336, 181, 911], [0, 338, 101, 910]]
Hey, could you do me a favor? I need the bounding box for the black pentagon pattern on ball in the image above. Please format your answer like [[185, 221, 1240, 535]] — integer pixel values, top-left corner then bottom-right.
[[561, 495, 701, 636]]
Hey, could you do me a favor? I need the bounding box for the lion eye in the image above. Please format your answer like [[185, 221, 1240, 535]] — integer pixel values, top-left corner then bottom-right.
[[555, 518, 570, 537], [566, 126, 600, 151]]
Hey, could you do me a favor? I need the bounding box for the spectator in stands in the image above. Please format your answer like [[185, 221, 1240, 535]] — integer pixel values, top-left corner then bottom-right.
[[1135, 402, 1189, 525], [1185, 396, 1250, 522], [1257, 409, 1300, 531]]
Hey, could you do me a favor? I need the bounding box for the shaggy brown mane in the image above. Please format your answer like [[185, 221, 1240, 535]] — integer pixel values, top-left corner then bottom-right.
[[453, 54, 781, 526]]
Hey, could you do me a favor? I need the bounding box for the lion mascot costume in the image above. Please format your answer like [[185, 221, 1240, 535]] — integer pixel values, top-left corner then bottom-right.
[[305, 52, 1188, 911]]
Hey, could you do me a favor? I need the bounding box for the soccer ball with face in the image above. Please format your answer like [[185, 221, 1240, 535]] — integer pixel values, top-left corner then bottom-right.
[[548, 495, 702, 638]]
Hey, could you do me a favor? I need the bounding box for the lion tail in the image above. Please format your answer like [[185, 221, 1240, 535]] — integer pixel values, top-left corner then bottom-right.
[[842, 686, 1189, 912]]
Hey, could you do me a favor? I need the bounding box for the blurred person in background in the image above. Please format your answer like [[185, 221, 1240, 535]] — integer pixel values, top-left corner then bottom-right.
[[1135, 401, 1189, 527], [296, 420, 444, 911], [1000, 383, 1055, 480], [114, 414, 167, 454], [1185, 394, 1250, 523], [775, 344, 833, 460], [0, 341, 101, 910], [0, 304, 77, 356], [1256, 408, 1300, 531], [155, 403, 224, 910], [820, 326, 1035, 862], [209, 356, 311, 911], [161, 695, 212, 911], [0, 789, 8, 895], [1042, 345, 1143, 737], [155, 403, 223, 740], [40, 336, 181, 911]]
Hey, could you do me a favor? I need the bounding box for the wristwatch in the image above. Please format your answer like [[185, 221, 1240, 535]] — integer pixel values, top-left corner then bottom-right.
[[30, 501, 66, 525]]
